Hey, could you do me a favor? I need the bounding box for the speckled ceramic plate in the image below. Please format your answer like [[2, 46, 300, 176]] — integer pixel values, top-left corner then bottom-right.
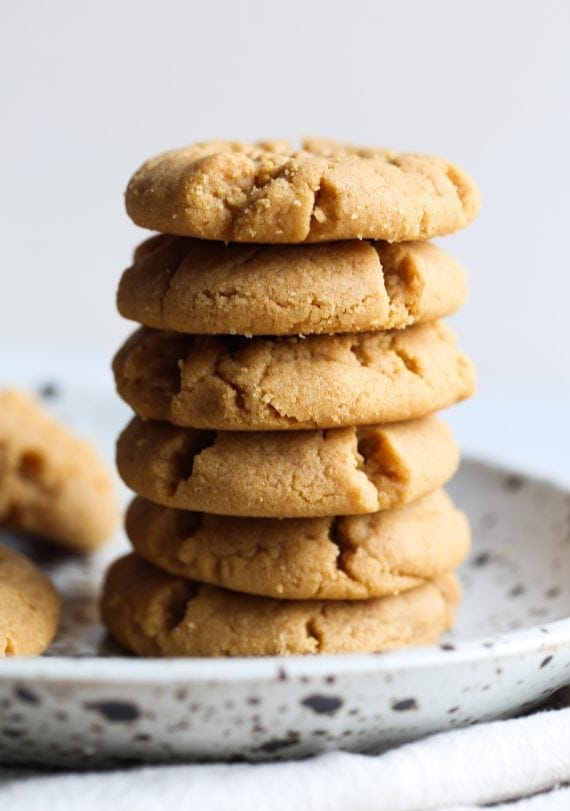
[[0, 385, 569, 766]]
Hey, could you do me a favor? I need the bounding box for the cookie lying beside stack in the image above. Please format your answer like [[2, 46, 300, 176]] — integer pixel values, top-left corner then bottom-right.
[[102, 138, 479, 657], [0, 389, 118, 655]]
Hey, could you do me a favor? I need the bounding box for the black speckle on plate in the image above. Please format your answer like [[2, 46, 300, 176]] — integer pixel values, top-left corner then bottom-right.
[[14, 687, 40, 705], [391, 698, 418, 712], [84, 701, 140, 722], [540, 655, 553, 669], [301, 694, 343, 714], [471, 551, 491, 568], [503, 473, 526, 492], [257, 732, 300, 754]]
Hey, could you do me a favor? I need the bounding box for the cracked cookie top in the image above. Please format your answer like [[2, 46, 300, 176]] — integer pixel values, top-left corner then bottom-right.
[[102, 554, 460, 656], [115, 414, 459, 518], [126, 490, 470, 601], [112, 321, 476, 431], [118, 235, 467, 336], [125, 138, 480, 244]]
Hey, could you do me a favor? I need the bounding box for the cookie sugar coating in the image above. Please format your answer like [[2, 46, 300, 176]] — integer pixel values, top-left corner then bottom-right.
[[102, 553, 460, 656], [127, 490, 470, 600], [0, 545, 61, 656], [118, 235, 467, 336], [116, 415, 459, 518], [125, 138, 480, 244], [113, 322, 475, 431], [0, 390, 118, 551]]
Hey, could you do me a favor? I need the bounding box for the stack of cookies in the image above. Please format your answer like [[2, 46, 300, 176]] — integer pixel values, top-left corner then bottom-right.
[[102, 138, 479, 657]]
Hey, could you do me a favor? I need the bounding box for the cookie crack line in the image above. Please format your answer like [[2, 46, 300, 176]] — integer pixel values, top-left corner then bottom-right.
[[355, 429, 406, 508], [304, 618, 322, 652], [211, 361, 248, 411], [170, 431, 218, 498], [445, 165, 472, 214], [161, 263, 183, 322], [327, 517, 362, 583], [308, 179, 326, 236], [390, 343, 423, 379]]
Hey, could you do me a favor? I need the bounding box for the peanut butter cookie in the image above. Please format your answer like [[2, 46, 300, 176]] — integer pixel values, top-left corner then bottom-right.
[[0, 390, 118, 551], [118, 235, 467, 335], [0, 545, 61, 656], [127, 490, 470, 600], [125, 138, 480, 244], [102, 553, 460, 656], [113, 322, 475, 431], [116, 415, 459, 517]]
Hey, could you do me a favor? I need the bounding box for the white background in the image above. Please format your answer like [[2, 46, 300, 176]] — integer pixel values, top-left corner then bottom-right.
[[1, 0, 569, 471]]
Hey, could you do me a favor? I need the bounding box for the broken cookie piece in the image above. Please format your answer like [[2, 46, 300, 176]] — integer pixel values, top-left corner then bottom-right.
[[0, 544, 61, 656], [0, 390, 118, 551]]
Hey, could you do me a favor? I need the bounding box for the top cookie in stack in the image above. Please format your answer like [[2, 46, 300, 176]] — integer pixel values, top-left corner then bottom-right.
[[103, 138, 479, 658], [124, 138, 478, 244]]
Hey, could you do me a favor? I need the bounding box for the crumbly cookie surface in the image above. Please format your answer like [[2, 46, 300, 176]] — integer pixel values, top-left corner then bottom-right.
[[0, 544, 61, 656], [0, 390, 118, 551], [127, 491, 470, 600], [116, 415, 459, 517], [102, 553, 460, 656], [113, 322, 475, 431], [125, 138, 480, 244], [118, 235, 467, 336]]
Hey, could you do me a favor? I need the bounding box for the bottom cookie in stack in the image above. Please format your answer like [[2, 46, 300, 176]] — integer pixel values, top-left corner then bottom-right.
[[101, 491, 469, 656], [102, 556, 460, 657]]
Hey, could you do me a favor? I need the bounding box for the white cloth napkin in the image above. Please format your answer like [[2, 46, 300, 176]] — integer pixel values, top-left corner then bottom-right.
[[1, 699, 569, 811]]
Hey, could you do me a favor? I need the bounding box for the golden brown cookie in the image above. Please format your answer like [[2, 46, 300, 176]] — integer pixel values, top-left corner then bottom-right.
[[125, 138, 480, 244], [0, 545, 61, 656], [118, 235, 467, 336], [0, 390, 118, 551], [113, 322, 475, 431], [116, 414, 459, 517], [102, 553, 460, 656], [127, 490, 470, 600]]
